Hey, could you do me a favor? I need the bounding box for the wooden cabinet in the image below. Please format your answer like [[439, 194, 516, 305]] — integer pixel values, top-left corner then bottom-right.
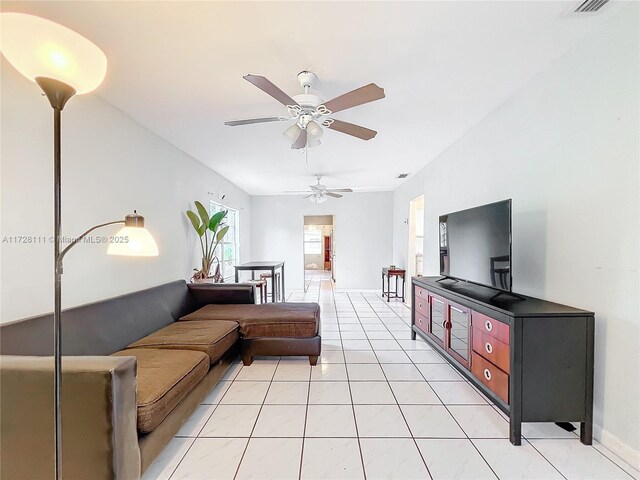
[[411, 276, 594, 447]]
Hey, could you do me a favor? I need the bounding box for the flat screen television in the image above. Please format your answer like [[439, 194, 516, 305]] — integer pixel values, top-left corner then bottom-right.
[[439, 200, 512, 292]]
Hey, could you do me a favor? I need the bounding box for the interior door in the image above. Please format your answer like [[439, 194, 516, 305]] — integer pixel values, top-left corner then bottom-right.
[[330, 229, 336, 282]]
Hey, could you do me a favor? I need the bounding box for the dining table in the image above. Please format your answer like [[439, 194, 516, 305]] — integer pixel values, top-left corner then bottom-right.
[[234, 261, 285, 303]]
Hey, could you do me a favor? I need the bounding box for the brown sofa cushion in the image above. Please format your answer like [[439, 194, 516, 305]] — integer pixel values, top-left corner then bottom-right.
[[111, 348, 208, 433], [180, 303, 320, 339], [126, 320, 238, 363]]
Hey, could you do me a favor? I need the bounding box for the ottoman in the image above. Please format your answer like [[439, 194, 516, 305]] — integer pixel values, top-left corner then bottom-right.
[[180, 303, 321, 366]]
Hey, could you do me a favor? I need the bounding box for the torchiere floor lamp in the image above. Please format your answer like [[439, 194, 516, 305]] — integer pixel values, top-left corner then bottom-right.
[[1, 13, 159, 479]]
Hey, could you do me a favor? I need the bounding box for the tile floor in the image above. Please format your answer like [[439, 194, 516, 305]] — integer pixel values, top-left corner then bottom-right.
[[144, 277, 639, 480]]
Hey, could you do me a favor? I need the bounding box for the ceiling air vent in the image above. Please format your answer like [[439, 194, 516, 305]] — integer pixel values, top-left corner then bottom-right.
[[574, 0, 610, 13], [397, 173, 410, 179]]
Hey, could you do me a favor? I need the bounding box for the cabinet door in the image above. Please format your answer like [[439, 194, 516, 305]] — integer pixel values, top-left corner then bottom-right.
[[427, 294, 447, 348], [447, 302, 471, 368]]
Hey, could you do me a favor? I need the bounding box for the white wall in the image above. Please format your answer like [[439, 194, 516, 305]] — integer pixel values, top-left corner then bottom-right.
[[392, 7, 640, 465], [251, 193, 393, 290], [0, 62, 251, 322]]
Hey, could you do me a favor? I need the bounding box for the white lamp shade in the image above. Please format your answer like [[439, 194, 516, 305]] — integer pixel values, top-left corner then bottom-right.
[[283, 124, 302, 143], [107, 226, 159, 257], [310, 194, 327, 204], [0, 12, 107, 94], [308, 138, 321, 148], [307, 121, 323, 139]]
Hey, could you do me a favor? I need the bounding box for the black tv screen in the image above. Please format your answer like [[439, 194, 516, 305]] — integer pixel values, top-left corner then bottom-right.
[[439, 200, 512, 291]]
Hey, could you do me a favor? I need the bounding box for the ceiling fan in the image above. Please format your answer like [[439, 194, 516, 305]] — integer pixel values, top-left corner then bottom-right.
[[287, 175, 354, 203], [224, 71, 385, 149]]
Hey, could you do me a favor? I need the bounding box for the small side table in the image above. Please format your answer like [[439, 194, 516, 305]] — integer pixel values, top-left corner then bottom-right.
[[382, 268, 406, 302]]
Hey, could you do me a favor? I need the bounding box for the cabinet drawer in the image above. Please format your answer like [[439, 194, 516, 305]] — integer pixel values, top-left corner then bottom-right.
[[471, 352, 509, 404], [415, 285, 429, 301], [415, 296, 429, 317], [414, 312, 429, 334], [471, 311, 510, 345], [472, 328, 510, 374]]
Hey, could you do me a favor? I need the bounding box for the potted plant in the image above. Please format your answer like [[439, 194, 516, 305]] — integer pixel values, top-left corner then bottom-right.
[[186, 201, 229, 283]]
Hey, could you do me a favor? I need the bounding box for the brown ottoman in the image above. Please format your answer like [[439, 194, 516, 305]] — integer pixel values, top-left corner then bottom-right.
[[180, 303, 321, 366]]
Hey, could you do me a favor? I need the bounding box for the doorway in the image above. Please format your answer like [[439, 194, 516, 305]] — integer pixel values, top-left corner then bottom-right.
[[408, 195, 425, 284], [303, 215, 335, 292]]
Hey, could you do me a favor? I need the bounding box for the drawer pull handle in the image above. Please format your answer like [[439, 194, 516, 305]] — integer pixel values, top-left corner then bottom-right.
[[485, 342, 493, 354], [484, 369, 492, 381], [419, 303, 422, 309], [419, 289, 423, 295], [485, 320, 493, 332]]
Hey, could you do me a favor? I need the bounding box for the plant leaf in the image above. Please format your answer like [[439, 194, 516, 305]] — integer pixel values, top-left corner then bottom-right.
[[216, 225, 230, 242], [186, 210, 202, 234], [194, 201, 209, 227], [208, 210, 227, 232]]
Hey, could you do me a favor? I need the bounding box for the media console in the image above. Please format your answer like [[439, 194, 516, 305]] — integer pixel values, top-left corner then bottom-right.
[[411, 276, 594, 445]]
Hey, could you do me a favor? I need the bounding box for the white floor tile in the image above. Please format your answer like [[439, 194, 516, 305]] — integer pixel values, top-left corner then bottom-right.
[[142, 437, 194, 480], [236, 438, 303, 480], [405, 350, 447, 364], [360, 438, 430, 479], [308, 381, 352, 404], [200, 404, 261, 437], [347, 363, 386, 381], [381, 363, 425, 381], [175, 405, 215, 437], [301, 438, 364, 480], [401, 405, 466, 438], [473, 438, 564, 479], [528, 439, 632, 480], [365, 331, 394, 339], [354, 404, 411, 437], [264, 381, 309, 405], [340, 331, 368, 340], [448, 405, 509, 438], [252, 404, 307, 437], [322, 331, 342, 340], [389, 381, 442, 405], [350, 382, 396, 404], [201, 381, 232, 405], [171, 437, 247, 480], [272, 362, 312, 381], [375, 350, 412, 363], [306, 405, 357, 437], [311, 362, 348, 381], [397, 339, 433, 351], [344, 350, 378, 364], [416, 364, 463, 381], [220, 381, 270, 404], [234, 362, 278, 381], [430, 381, 488, 404], [417, 438, 497, 479], [342, 339, 373, 351], [322, 339, 343, 351], [369, 339, 403, 351], [319, 350, 345, 364]]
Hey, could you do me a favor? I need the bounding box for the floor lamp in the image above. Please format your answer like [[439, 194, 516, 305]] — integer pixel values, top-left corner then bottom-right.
[[1, 13, 159, 479]]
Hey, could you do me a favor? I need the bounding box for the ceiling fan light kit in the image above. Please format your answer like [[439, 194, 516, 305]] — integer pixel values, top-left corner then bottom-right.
[[286, 175, 354, 203], [225, 71, 385, 151]]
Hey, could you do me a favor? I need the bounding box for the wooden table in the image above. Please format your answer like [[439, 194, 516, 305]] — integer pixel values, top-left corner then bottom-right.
[[235, 261, 285, 303], [382, 267, 406, 302]]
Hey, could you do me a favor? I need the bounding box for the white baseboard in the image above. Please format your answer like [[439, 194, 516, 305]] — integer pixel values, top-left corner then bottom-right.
[[595, 425, 640, 470]]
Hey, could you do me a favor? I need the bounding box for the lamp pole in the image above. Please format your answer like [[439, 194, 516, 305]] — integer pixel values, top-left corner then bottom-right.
[[36, 76, 76, 480]]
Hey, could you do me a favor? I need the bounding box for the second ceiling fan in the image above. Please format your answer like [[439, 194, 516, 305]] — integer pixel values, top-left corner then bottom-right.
[[225, 71, 385, 149]]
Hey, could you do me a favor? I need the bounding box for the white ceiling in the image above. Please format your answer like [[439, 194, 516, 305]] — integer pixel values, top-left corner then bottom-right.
[[2, 1, 627, 194]]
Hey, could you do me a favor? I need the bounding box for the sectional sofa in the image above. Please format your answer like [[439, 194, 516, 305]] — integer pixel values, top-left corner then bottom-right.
[[0, 280, 321, 479]]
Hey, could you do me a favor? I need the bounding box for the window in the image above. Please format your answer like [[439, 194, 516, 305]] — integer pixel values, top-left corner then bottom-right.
[[210, 201, 239, 281], [304, 228, 323, 255]]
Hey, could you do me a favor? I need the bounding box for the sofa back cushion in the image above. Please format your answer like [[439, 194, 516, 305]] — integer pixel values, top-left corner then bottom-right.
[[0, 280, 196, 356]]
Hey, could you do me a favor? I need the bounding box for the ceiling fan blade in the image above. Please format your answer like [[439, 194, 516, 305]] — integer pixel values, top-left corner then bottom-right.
[[285, 190, 313, 194], [326, 192, 343, 198], [322, 83, 385, 113], [224, 116, 289, 126], [327, 119, 377, 140], [243, 74, 299, 107], [302, 194, 314, 199], [291, 129, 307, 149], [326, 188, 353, 193]]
